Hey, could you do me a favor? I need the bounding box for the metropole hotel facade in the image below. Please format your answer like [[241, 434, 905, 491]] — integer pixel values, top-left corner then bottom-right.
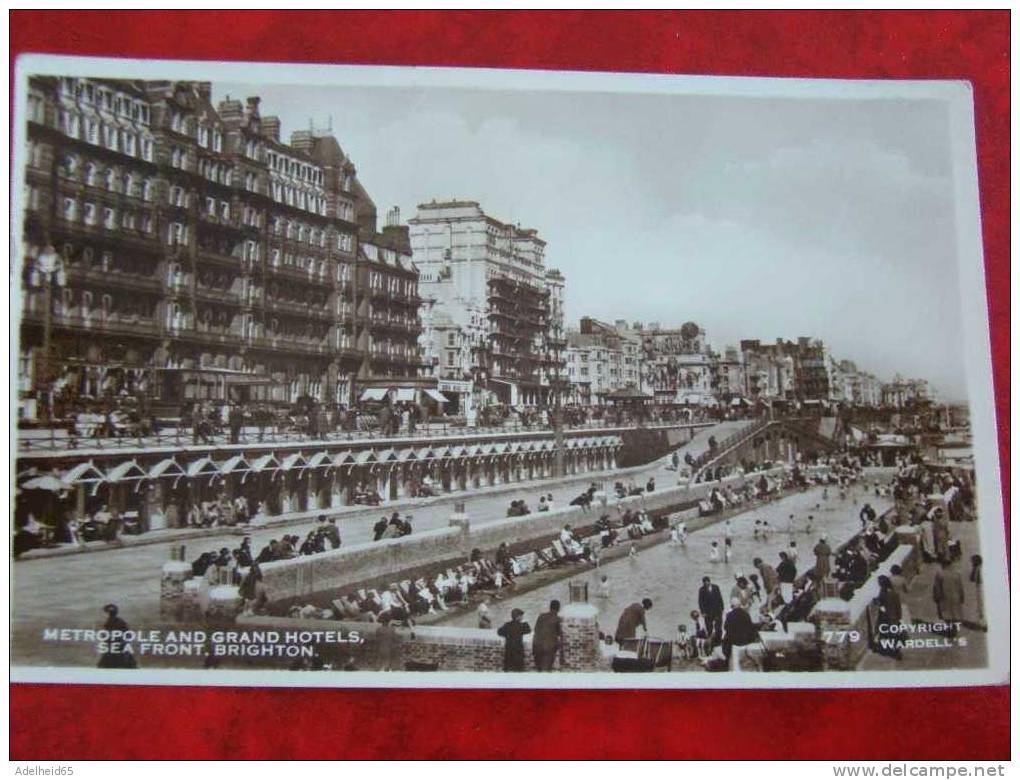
[[18, 77, 424, 424]]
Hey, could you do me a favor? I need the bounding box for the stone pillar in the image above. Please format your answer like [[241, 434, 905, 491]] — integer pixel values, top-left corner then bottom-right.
[[182, 578, 204, 620], [559, 602, 600, 671], [449, 505, 470, 554], [206, 585, 243, 621], [160, 560, 194, 619]]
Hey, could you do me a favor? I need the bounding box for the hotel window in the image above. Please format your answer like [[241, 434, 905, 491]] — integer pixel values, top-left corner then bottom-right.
[[121, 210, 136, 231], [84, 162, 99, 187], [103, 124, 118, 150], [83, 203, 97, 226], [123, 133, 136, 156], [171, 113, 183, 133], [213, 131, 222, 153], [27, 94, 43, 123], [122, 173, 134, 196], [140, 214, 153, 234], [220, 201, 230, 221], [102, 207, 116, 230], [171, 148, 184, 168], [198, 125, 209, 148], [168, 222, 187, 246], [141, 178, 154, 202], [139, 105, 149, 124], [170, 187, 186, 208], [141, 139, 153, 161], [204, 197, 216, 216]]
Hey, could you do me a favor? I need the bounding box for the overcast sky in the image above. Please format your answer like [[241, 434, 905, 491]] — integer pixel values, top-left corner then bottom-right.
[[214, 81, 967, 401]]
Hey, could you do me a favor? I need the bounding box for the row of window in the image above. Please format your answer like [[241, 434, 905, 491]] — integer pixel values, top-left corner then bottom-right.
[[58, 110, 154, 161], [266, 150, 323, 185], [58, 79, 151, 124], [60, 197, 155, 234], [269, 178, 328, 215]]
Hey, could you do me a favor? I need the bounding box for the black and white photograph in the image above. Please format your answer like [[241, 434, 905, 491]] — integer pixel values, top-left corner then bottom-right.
[[9, 55, 1008, 688]]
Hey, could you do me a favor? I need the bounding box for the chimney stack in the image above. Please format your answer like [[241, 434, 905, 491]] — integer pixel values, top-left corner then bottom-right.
[[261, 116, 281, 143]]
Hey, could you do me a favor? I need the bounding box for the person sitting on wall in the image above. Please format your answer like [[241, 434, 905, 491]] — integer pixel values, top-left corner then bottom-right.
[[373, 516, 389, 542], [537, 495, 549, 512]]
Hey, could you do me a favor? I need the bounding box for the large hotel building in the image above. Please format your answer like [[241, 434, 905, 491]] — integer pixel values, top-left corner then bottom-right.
[[18, 77, 422, 421], [410, 200, 567, 417]]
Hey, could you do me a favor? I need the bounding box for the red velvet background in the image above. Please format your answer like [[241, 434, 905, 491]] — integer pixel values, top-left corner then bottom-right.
[[9, 10, 1010, 760]]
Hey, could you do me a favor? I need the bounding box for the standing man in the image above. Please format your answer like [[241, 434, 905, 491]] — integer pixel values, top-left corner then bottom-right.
[[532, 599, 563, 671], [229, 403, 244, 444], [322, 517, 342, 550], [813, 535, 833, 581], [933, 557, 965, 637], [698, 576, 724, 644], [721, 597, 758, 666], [615, 598, 653, 645], [497, 608, 531, 672]]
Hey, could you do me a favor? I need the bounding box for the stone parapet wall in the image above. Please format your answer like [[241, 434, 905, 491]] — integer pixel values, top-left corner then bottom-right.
[[250, 468, 785, 608], [233, 611, 601, 672]]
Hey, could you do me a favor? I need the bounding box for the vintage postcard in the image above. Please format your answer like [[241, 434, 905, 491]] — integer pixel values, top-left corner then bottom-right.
[[9, 55, 1008, 688]]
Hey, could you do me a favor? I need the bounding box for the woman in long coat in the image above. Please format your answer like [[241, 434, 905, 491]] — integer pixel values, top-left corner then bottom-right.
[[497, 608, 531, 672], [933, 558, 965, 635]]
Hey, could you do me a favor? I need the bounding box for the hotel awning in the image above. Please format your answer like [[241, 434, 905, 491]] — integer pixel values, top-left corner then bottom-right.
[[359, 388, 389, 402], [394, 388, 416, 403], [423, 389, 449, 404]]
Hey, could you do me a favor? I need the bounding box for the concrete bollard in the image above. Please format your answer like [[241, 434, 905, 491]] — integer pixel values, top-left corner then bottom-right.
[[206, 585, 243, 621], [160, 560, 195, 619], [559, 602, 600, 671], [182, 578, 204, 620]]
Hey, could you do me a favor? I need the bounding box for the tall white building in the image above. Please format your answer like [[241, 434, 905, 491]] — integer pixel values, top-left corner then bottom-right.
[[409, 200, 566, 410]]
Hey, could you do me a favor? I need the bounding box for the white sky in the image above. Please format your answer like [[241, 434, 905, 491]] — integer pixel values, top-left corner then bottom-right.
[[214, 82, 968, 401]]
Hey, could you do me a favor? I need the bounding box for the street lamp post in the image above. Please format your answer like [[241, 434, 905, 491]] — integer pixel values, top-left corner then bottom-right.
[[35, 244, 62, 428]]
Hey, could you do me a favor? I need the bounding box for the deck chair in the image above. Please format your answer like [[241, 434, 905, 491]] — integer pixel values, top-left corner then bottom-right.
[[641, 637, 674, 670]]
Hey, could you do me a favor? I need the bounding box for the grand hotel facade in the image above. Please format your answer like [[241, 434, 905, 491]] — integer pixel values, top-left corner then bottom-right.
[[17, 77, 423, 422]]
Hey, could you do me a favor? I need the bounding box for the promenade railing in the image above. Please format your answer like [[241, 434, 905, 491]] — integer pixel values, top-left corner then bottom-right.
[[17, 416, 720, 455]]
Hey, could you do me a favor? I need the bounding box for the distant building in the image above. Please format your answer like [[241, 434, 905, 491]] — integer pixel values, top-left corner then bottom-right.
[[639, 321, 715, 408], [882, 376, 933, 409], [564, 317, 643, 406], [409, 200, 566, 409]]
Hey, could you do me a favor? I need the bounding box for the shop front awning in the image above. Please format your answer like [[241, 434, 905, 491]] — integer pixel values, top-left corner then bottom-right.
[[219, 455, 251, 474], [105, 460, 147, 483], [359, 388, 389, 402], [279, 453, 308, 471], [394, 388, 417, 403], [423, 389, 449, 404], [21, 475, 69, 493], [186, 457, 218, 477], [64, 461, 106, 485], [249, 454, 280, 472], [304, 451, 331, 469], [148, 459, 186, 481]]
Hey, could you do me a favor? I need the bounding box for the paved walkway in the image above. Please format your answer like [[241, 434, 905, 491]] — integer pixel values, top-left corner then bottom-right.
[[858, 516, 987, 672], [12, 432, 712, 666]]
